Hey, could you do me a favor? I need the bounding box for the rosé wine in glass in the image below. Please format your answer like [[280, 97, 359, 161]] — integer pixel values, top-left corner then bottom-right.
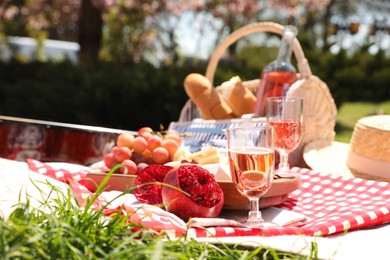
[[226, 126, 275, 227], [266, 97, 303, 177], [268, 120, 301, 153], [229, 147, 274, 198]]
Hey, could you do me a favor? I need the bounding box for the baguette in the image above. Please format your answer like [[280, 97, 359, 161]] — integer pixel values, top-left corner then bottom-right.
[[184, 73, 235, 120]]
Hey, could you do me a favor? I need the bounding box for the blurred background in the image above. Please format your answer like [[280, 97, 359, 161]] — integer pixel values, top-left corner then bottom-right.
[[0, 0, 389, 142]]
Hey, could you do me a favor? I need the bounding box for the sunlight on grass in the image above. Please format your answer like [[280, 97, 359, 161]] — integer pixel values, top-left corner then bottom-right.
[[335, 101, 390, 143], [0, 177, 316, 259]]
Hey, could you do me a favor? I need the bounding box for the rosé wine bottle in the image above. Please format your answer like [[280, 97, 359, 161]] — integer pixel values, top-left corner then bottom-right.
[[254, 25, 298, 117]]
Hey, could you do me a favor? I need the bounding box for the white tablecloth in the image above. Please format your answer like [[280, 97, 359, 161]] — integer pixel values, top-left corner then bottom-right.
[[0, 158, 387, 259]]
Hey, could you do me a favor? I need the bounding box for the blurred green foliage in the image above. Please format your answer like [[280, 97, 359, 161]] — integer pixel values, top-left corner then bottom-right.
[[0, 60, 193, 130], [0, 45, 389, 131]]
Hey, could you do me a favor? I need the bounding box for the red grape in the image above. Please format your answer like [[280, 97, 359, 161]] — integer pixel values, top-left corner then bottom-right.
[[104, 152, 117, 168], [116, 133, 135, 149], [138, 127, 153, 136], [152, 147, 169, 164], [162, 139, 179, 157], [133, 136, 148, 153], [113, 146, 132, 162], [147, 134, 163, 151], [164, 132, 182, 147], [120, 159, 137, 175]]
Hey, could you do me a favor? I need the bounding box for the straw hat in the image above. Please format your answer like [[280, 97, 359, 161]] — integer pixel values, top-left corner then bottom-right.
[[303, 115, 390, 181]]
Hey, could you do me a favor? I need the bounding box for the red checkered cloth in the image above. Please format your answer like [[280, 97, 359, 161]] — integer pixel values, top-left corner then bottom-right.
[[26, 159, 390, 238]]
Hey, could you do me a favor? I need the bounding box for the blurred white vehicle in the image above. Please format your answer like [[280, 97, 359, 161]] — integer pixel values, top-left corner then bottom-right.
[[0, 36, 79, 63]]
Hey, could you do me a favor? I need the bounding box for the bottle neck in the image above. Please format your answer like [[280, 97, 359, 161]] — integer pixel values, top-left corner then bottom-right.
[[276, 26, 296, 64]]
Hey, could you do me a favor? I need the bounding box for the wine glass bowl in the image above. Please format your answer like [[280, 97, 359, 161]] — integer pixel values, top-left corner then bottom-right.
[[226, 126, 275, 227], [266, 97, 303, 177]]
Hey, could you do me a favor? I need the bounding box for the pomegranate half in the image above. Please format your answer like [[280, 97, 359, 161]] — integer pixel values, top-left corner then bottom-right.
[[161, 164, 224, 221], [133, 165, 173, 205]]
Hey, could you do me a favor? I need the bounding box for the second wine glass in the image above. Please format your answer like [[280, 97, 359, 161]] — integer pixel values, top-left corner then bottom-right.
[[266, 97, 303, 178]]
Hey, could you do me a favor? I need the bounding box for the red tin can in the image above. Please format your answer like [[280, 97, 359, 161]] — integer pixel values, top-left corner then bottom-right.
[[0, 116, 135, 165]]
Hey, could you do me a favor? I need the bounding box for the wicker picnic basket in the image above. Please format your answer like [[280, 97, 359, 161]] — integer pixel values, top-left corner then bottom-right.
[[175, 22, 337, 168]]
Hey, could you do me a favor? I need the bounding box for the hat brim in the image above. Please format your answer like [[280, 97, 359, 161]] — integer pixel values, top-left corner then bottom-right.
[[303, 140, 354, 177]]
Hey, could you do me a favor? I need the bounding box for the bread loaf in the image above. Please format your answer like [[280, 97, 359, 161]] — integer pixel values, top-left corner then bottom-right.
[[183, 73, 235, 120], [221, 76, 257, 117]]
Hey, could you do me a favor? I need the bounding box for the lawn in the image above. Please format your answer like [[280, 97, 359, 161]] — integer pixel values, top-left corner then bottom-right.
[[334, 100, 390, 143], [0, 177, 316, 259]]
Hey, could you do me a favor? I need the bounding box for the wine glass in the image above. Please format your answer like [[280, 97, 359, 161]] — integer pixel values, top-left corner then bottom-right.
[[226, 126, 275, 227], [266, 97, 303, 178]]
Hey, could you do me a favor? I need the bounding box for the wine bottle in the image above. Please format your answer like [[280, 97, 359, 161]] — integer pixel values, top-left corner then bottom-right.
[[254, 25, 298, 116]]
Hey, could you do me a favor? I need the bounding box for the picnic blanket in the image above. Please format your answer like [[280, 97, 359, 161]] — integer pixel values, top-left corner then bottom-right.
[[26, 159, 390, 238]]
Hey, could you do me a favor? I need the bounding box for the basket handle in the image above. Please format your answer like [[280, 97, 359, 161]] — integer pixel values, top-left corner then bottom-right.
[[205, 22, 312, 86]]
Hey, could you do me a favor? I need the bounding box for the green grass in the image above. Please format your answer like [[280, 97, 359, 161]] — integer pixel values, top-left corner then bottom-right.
[[0, 176, 316, 259], [335, 100, 390, 143]]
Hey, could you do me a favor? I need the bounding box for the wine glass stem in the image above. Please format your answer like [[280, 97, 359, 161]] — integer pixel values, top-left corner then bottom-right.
[[278, 150, 290, 172], [248, 198, 263, 222]]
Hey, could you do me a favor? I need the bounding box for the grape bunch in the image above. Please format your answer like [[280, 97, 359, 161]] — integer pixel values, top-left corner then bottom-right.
[[103, 127, 182, 175]]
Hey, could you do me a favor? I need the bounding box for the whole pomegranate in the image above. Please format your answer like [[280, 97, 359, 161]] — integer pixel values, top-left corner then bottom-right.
[[161, 164, 224, 221]]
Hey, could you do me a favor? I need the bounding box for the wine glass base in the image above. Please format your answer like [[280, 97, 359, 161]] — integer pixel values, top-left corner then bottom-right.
[[243, 210, 278, 228], [243, 219, 278, 228]]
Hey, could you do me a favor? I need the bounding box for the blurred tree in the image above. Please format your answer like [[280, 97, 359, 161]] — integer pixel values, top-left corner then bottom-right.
[[0, 0, 207, 65], [187, 0, 334, 59], [79, 0, 102, 65], [0, 0, 81, 61], [1, 0, 388, 66], [204, 0, 263, 55]]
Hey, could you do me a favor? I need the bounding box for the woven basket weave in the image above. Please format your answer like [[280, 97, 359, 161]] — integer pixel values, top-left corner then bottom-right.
[[178, 22, 338, 167]]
